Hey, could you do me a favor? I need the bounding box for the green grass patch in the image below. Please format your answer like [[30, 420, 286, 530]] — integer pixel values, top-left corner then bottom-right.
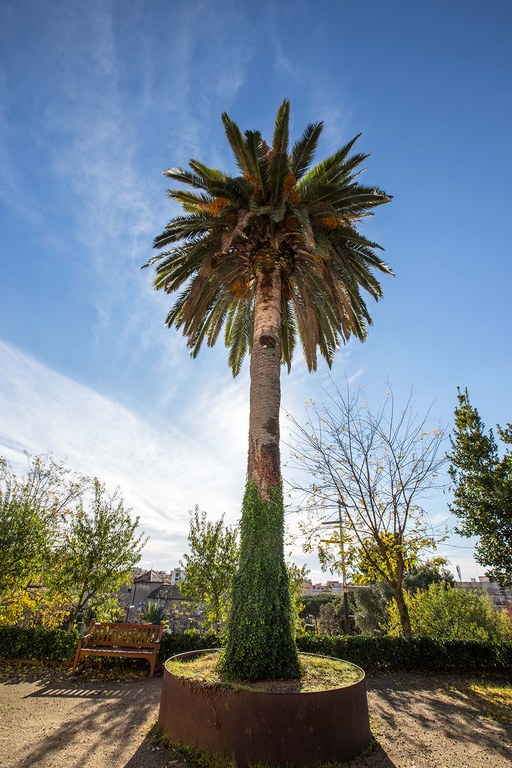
[[445, 677, 512, 725], [467, 680, 512, 724], [166, 651, 362, 693]]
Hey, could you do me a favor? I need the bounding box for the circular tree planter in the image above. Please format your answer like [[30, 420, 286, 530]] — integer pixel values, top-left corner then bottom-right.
[[158, 649, 371, 766]]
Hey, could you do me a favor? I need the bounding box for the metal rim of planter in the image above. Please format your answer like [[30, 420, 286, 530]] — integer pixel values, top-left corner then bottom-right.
[[163, 647, 366, 691]]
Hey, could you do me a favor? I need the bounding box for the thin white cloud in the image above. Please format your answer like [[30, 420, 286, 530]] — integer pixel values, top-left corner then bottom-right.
[[0, 339, 245, 568]]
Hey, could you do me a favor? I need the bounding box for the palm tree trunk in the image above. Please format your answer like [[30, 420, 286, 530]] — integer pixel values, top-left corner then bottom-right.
[[221, 265, 300, 681], [247, 268, 282, 495]]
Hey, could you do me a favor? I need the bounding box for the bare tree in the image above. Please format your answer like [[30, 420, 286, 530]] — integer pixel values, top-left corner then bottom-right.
[[287, 385, 446, 636]]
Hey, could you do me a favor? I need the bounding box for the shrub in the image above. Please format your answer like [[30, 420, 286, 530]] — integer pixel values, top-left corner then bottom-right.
[[386, 583, 512, 642], [143, 602, 167, 626], [159, 630, 512, 674], [296, 633, 512, 673], [160, 628, 220, 660], [0, 625, 79, 661]]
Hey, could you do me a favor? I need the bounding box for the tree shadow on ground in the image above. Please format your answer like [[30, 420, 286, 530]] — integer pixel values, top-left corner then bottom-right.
[[26, 679, 139, 699], [366, 671, 512, 764], [16, 676, 165, 768], [6, 670, 510, 768]]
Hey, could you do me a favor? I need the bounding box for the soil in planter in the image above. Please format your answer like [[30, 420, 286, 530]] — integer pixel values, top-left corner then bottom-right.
[[165, 651, 363, 693]]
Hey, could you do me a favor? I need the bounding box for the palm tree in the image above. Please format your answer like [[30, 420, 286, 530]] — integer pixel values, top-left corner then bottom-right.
[[145, 100, 392, 681]]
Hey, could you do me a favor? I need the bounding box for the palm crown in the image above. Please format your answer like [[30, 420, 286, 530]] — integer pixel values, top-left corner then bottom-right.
[[146, 100, 393, 375]]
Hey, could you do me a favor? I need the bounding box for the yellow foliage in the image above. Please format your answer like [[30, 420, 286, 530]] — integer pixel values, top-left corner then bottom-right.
[[203, 197, 230, 216], [316, 217, 341, 230], [0, 591, 35, 626], [0, 588, 70, 629], [229, 278, 251, 299]]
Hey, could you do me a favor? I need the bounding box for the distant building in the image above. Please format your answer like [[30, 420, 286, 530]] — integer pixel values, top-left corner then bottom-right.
[[121, 568, 190, 623], [170, 568, 184, 585], [457, 576, 512, 611], [301, 579, 370, 598], [302, 579, 341, 596]]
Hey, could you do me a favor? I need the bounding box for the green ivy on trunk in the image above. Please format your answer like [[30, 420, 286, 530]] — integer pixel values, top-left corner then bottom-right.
[[219, 481, 299, 681]]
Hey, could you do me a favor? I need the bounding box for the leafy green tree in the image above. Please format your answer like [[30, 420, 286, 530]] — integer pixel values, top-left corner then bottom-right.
[[350, 558, 453, 636], [180, 507, 239, 634], [448, 388, 512, 589], [386, 582, 512, 641], [352, 532, 428, 585], [290, 387, 446, 637], [351, 584, 391, 636], [0, 454, 87, 612], [47, 480, 146, 628], [300, 594, 337, 620], [147, 101, 391, 681], [317, 595, 356, 635], [286, 562, 308, 635], [0, 494, 52, 601], [404, 559, 454, 593]]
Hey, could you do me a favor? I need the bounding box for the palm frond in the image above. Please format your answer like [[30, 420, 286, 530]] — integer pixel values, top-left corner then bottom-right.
[[163, 168, 208, 189], [225, 300, 253, 376], [153, 239, 215, 292], [166, 190, 213, 210], [280, 299, 296, 372], [206, 292, 237, 347], [269, 151, 290, 203], [208, 177, 251, 203], [272, 99, 290, 154], [298, 133, 362, 186], [221, 113, 251, 175], [289, 122, 323, 179], [244, 130, 269, 197], [188, 160, 226, 183], [153, 215, 222, 249]]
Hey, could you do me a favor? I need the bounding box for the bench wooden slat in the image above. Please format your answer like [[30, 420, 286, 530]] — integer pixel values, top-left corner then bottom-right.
[[72, 621, 163, 676]]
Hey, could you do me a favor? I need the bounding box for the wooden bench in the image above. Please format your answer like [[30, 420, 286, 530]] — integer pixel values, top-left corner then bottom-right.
[[72, 621, 163, 676]]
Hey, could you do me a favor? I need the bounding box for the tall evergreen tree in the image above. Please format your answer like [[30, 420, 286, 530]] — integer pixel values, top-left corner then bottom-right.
[[146, 101, 392, 680], [448, 388, 512, 589]]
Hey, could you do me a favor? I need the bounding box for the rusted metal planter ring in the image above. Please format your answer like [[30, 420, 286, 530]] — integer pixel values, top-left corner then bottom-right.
[[158, 649, 371, 766]]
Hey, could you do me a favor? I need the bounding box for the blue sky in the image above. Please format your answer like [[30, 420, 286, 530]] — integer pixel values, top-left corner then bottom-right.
[[1, 0, 511, 581]]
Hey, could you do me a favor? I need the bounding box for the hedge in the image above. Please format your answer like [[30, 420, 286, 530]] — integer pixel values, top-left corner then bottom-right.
[[296, 634, 512, 673], [160, 629, 220, 659], [1, 626, 510, 674], [0, 626, 79, 661]]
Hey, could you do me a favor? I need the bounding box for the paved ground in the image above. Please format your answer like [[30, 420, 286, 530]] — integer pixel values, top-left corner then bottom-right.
[[0, 666, 510, 767]]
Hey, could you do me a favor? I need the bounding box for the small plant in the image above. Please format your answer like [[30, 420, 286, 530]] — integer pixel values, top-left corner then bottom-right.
[[143, 602, 166, 625]]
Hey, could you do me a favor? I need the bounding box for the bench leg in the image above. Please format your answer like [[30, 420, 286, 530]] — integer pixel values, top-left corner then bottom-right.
[[71, 647, 82, 674]]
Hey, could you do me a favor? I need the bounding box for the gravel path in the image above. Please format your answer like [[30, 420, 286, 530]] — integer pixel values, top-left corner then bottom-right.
[[0, 667, 510, 767]]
